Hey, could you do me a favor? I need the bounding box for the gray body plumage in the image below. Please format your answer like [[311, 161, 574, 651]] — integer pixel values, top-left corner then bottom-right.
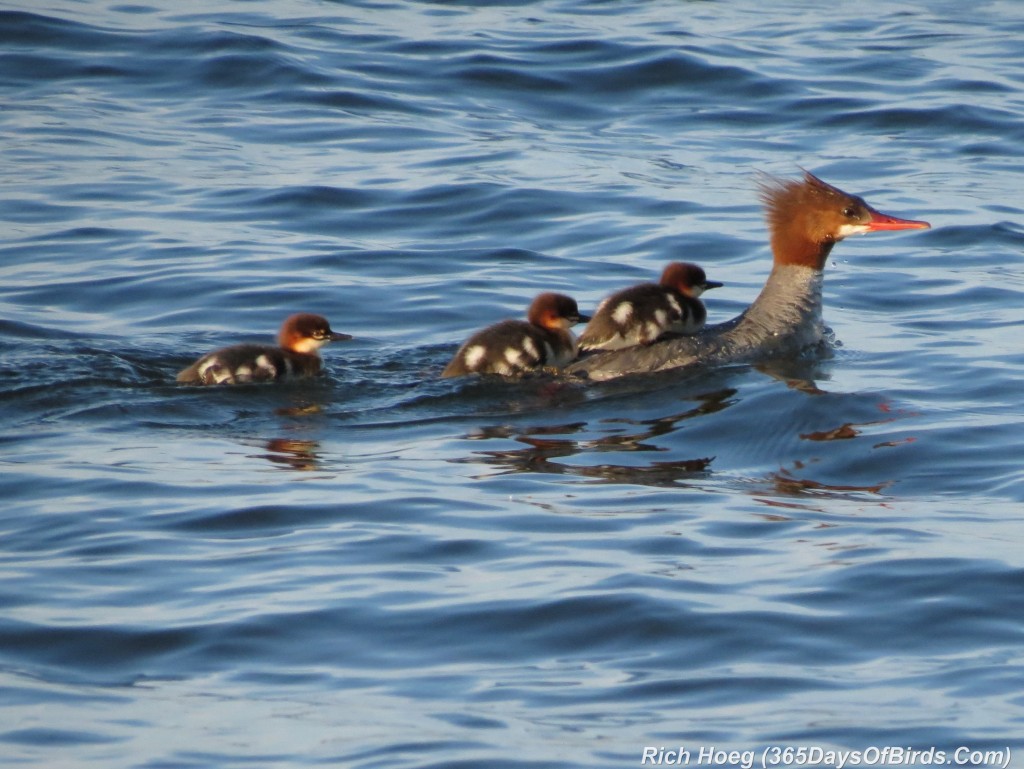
[[568, 265, 824, 381]]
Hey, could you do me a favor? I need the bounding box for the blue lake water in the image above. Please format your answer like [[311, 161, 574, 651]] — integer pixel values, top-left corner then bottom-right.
[[2, 1, 1024, 767]]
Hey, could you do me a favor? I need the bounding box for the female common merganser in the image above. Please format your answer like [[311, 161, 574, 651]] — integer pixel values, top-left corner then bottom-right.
[[176, 313, 351, 385], [577, 261, 723, 351], [568, 172, 929, 381], [442, 292, 590, 377]]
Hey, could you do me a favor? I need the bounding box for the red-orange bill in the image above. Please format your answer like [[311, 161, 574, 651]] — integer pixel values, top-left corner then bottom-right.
[[866, 208, 931, 231]]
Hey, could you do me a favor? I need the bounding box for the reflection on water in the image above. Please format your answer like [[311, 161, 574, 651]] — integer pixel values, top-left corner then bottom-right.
[[800, 423, 861, 441], [596, 387, 737, 444], [767, 462, 891, 498], [258, 438, 323, 471], [452, 377, 911, 503], [275, 404, 326, 418], [453, 388, 735, 485], [751, 347, 852, 395], [454, 431, 713, 485]]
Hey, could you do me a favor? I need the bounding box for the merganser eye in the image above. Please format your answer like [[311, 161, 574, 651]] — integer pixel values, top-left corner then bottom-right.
[[842, 206, 857, 218]]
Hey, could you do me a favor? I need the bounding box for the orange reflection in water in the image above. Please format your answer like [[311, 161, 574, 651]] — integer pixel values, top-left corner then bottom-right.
[[770, 464, 891, 497], [258, 438, 323, 471]]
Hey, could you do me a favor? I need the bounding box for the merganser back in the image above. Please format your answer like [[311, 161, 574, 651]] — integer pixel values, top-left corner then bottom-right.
[[578, 261, 723, 352], [442, 292, 590, 377], [176, 313, 351, 385], [567, 172, 930, 381]]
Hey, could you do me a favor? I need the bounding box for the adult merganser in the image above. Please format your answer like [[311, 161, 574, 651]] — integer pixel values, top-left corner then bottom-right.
[[568, 172, 930, 381], [442, 292, 590, 377], [578, 261, 723, 351], [176, 313, 351, 385]]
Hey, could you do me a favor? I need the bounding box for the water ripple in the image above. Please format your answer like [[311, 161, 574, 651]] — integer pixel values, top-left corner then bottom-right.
[[2, 2, 1024, 767]]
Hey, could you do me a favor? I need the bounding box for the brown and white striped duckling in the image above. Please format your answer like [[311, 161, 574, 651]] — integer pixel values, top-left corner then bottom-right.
[[176, 313, 351, 385], [577, 262, 722, 352], [441, 292, 590, 378]]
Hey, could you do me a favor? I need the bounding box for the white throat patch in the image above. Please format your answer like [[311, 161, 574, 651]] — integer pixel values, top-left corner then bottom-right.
[[836, 223, 870, 239]]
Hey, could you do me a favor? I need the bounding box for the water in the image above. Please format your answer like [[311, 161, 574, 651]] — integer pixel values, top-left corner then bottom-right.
[[2, 1, 1024, 767]]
